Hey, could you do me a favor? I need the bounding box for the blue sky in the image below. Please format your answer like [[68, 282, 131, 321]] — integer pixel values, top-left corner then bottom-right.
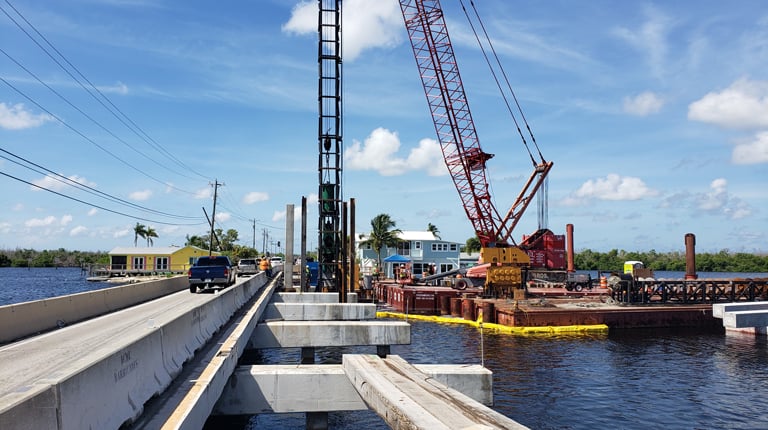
[[0, 0, 766, 254]]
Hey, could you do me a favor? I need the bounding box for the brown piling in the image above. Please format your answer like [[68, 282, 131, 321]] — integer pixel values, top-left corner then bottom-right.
[[481, 301, 495, 323], [450, 298, 462, 317], [685, 233, 698, 280], [462, 298, 476, 321], [439, 295, 451, 315], [566, 223, 575, 272]]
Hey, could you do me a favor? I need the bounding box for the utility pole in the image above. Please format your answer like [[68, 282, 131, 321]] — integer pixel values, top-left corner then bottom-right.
[[252, 219, 256, 251], [208, 179, 223, 256]]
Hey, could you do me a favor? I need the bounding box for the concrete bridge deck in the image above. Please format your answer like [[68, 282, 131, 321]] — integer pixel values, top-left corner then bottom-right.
[[0, 274, 522, 430]]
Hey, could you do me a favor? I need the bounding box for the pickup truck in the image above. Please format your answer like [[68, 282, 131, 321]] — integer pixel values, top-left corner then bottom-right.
[[188, 255, 236, 293], [237, 258, 258, 276]]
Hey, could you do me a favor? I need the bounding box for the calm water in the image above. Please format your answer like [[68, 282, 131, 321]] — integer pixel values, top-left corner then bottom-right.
[[4, 268, 768, 428], [0, 267, 116, 306]]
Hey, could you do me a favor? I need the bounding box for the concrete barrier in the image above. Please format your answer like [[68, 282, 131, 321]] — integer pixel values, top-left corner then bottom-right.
[[0, 273, 268, 430], [0, 276, 188, 344]]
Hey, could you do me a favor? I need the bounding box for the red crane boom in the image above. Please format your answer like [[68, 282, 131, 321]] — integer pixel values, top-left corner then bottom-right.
[[399, 0, 553, 296]]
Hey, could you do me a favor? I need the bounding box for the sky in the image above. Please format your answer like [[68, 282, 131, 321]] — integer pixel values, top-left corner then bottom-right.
[[0, 0, 766, 255]]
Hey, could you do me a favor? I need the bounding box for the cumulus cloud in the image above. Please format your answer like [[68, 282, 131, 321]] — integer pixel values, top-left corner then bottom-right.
[[696, 178, 752, 219], [0, 103, 54, 130], [113, 228, 130, 238], [243, 191, 269, 204], [25, 216, 57, 227], [563, 174, 658, 206], [129, 189, 153, 201], [60, 214, 73, 226], [70, 226, 87, 236], [0, 222, 11, 234], [194, 187, 212, 199], [732, 131, 768, 164], [216, 212, 231, 222], [282, 0, 401, 60], [623, 92, 664, 116], [88, 208, 98, 216], [345, 127, 446, 176], [688, 78, 768, 129], [31, 174, 95, 192]]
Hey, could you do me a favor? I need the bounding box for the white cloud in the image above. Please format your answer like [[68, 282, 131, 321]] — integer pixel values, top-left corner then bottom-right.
[[345, 128, 446, 176], [98, 81, 128, 95], [31, 174, 95, 192], [25, 216, 57, 227], [612, 5, 671, 79], [566, 174, 658, 205], [243, 191, 269, 204], [272, 209, 285, 222], [194, 187, 212, 199], [732, 131, 768, 165], [623, 92, 664, 116], [70, 226, 87, 236], [282, 0, 402, 60], [216, 212, 231, 222], [129, 189, 153, 201], [113, 228, 130, 238], [688, 78, 768, 129], [0, 222, 11, 234], [87, 208, 98, 216], [60, 214, 73, 226], [0, 103, 54, 130], [696, 178, 752, 219]]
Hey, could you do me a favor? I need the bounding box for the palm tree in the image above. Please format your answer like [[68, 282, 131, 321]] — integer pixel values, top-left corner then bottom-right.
[[145, 226, 158, 247], [360, 213, 402, 270], [133, 222, 147, 247], [427, 223, 441, 240]]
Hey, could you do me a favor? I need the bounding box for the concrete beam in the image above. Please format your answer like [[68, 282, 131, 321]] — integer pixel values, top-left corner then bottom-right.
[[343, 354, 527, 430], [249, 321, 410, 348], [712, 302, 768, 319], [213, 362, 493, 415], [262, 303, 376, 321], [271, 292, 339, 304], [722, 309, 768, 328]]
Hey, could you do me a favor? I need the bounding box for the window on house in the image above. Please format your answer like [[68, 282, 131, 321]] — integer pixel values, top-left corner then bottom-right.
[[414, 241, 421, 250], [133, 256, 145, 270], [397, 241, 410, 256], [440, 263, 454, 273], [450, 244, 457, 251], [431, 243, 449, 252], [156, 257, 169, 271]]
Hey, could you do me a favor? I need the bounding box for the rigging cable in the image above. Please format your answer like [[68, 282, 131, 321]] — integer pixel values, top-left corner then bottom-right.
[[468, 0, 545, 162]]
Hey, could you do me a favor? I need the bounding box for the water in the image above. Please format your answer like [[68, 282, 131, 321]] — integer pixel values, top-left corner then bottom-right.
[[0, 267, 116, 306], [4, 269, 768, 428]]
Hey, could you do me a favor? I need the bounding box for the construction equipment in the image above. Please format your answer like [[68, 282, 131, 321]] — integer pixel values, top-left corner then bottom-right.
[[399, 0, 553, 298]]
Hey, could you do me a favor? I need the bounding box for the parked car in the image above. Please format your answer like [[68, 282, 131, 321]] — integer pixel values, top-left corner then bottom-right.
[[237, 258, 258, 276], [269, 257, 284, 269], [188, 255, 236, 293]]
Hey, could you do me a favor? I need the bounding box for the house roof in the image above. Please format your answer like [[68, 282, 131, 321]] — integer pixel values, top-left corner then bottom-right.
[[357, 230, 460, 244], [108, 245, 203, 255]]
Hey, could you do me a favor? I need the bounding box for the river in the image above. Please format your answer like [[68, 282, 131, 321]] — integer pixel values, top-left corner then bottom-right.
[[3, 268, 767, 428]]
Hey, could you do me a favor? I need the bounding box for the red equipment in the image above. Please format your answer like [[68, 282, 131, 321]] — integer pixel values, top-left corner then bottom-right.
[[399, 0, 553, 296]]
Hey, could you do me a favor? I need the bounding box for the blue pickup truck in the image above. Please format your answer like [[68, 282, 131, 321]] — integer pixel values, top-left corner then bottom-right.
[[188, 255, 237, 293]]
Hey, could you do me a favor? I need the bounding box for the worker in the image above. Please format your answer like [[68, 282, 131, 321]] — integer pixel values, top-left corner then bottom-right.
[[259, 257, 271, 277]]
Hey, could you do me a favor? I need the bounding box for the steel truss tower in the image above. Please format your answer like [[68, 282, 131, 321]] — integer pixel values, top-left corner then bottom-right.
[[318, 0, 342, 292]]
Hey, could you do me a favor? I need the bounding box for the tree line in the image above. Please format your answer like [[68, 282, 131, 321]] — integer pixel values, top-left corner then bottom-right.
[[573, 249, 768, 273]]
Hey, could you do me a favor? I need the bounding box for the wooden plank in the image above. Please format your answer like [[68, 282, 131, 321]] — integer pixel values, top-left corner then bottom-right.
[[343, 354, 527, 430]]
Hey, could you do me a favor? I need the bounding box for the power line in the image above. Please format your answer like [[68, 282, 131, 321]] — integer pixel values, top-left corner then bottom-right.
[[0, 0, 212, 182], [0, 169, 207, 226], [0, 75, 202, 196], [0, 146, 203, 221]]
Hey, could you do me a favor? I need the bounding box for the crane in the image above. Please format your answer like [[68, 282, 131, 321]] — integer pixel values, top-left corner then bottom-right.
[[399, 0, 553, 297]]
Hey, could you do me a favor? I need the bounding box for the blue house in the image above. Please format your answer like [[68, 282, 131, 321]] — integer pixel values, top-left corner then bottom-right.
[[356, 231, 463, 279]]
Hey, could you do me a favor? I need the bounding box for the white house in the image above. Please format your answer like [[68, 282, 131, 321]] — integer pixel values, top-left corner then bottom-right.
[[357, 231, 463, 279]]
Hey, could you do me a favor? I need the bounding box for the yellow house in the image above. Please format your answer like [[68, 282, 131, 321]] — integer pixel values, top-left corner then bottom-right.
[[108, 245, 219, 274]]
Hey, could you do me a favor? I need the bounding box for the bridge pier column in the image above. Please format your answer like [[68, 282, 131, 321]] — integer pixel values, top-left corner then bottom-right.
[[377, 345, 390, 358], [306, 411, 328, 430], [301, 347, 315, 364]]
